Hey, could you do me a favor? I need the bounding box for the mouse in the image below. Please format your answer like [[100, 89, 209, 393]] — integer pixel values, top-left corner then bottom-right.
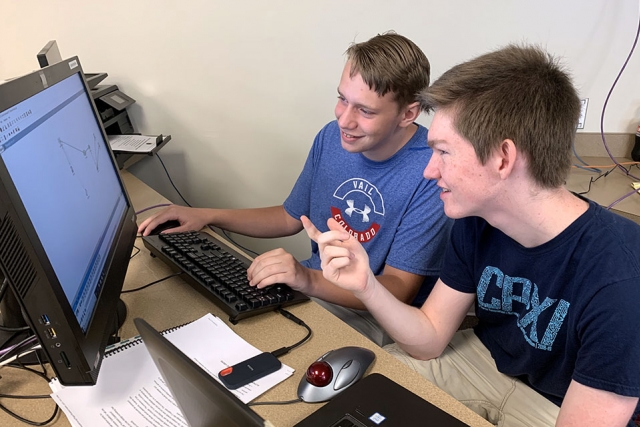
[[148, 219, 181, 235], [297, 346, 375, 403]]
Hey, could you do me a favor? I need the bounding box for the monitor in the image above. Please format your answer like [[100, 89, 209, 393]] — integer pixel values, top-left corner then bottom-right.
[[0, 57, 137, 385], [37, 40, 62, 68]]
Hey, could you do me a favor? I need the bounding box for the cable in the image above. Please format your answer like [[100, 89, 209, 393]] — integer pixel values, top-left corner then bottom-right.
[[156, 153, 192, 207], [0, 344, 41, 367], [596, 4, 640, 181], [155, 153, 261, 257], [0, 350, 59, 426], [248, 397, 303, 407], [130, 245, 141, 259], [0, 335, 37, 361], [135, 203, 171, 216], [121, 272, 183, 294], [572, 161, 640, 169], [270, 309, 312, 358]]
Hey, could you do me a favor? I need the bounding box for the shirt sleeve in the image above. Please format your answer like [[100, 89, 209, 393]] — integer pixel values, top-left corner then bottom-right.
[[384, 178, 453, 277], [282, 129, 322, 221], [439, 218, 479, 294]]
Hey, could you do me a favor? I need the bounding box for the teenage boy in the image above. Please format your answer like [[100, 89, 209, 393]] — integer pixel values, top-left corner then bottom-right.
[[139, 32, 451, 346], [303, 45, 640, 426]]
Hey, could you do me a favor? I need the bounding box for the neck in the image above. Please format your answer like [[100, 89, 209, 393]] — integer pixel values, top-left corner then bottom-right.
[[484, 186, 589, 248]]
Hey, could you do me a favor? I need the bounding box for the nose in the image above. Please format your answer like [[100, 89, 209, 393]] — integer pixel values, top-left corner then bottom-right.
[[336, 104, 356, 129], [423, 155, 440, 180]]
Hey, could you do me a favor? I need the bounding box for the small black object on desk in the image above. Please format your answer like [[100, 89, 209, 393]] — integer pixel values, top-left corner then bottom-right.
[[633, 126, 640, 161]]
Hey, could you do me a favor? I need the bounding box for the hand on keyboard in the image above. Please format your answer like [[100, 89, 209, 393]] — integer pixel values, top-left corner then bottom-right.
[[247, 248, 313, 291]]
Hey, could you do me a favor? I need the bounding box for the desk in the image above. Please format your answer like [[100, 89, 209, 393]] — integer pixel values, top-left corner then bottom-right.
[[0, 170, 490, 427], [566, 156, 640, 224]]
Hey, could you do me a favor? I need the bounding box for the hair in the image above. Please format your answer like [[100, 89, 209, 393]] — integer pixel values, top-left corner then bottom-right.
[[345, 31, 430, 108], [419, 44, 581, 188]]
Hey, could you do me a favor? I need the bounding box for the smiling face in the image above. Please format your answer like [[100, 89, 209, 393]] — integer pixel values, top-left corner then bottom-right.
[[334, 61, 414, 161], [424, 109, 501, 219]]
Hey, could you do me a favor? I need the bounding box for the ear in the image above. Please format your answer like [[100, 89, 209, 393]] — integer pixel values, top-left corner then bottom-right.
[[398, 101, 421, 128], [494, 138, 517, 180]]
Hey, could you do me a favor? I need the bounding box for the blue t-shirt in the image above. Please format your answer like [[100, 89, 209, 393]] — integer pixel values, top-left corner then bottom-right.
[[441, 199, 640, 425], [283, 121, 452, 305]]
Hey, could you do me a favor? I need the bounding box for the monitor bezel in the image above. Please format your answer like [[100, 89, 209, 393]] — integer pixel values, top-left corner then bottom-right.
[[0, 57, 137, 385]]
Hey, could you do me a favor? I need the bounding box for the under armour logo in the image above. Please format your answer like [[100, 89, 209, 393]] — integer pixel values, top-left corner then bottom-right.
[[345, 200, 371, 222]]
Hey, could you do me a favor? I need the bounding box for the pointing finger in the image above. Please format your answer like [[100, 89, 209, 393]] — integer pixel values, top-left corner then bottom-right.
[[301, 215, 321, 242]]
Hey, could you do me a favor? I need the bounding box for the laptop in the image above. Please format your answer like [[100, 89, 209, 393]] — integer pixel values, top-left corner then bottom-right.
[[134, 317, 471, 427]]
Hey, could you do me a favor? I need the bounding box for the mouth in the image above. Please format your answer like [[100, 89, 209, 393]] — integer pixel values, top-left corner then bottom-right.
[[341, 131, 362, 141], [440, 187, 451, 194]]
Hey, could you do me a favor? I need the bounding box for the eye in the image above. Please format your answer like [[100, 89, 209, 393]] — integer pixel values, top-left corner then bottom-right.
[[337, 95, 346, 103], [360, 108, 374, 116]]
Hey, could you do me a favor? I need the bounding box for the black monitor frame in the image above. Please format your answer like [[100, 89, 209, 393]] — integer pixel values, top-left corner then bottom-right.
[[0, 57, 137, 385]]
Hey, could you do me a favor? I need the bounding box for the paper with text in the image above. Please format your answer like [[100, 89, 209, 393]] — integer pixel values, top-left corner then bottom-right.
[[108, 134, 157, 153], [50, 313, 293, 427]]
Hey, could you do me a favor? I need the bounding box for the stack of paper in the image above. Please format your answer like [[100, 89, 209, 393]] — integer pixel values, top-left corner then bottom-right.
[[50, 313, 294, 427]]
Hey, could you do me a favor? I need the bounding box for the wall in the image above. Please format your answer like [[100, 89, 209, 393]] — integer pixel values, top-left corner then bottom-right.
[[2, 0, 639, 259]]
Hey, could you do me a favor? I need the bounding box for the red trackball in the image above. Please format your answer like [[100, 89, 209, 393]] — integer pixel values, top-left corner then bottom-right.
[[306, 361, 333, 387]]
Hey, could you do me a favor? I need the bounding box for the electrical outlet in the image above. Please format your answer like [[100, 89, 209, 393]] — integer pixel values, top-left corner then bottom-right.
[[577, 98, 588, 129]]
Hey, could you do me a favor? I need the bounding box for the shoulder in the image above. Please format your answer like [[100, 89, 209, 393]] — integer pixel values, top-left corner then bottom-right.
[[315, 121, 341, 141], [582, 202, 640, 273]]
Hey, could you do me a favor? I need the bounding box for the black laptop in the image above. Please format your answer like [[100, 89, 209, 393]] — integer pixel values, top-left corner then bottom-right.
[[134, 317, 471, 427]]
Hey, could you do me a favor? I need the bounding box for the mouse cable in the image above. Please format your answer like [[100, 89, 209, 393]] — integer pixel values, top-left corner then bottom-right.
[[270, 309, 312, 358], [248, 397, 303, 407], [120, 271, 183, 294]]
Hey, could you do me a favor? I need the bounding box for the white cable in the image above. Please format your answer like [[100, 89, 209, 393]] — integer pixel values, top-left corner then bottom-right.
[[0, 344, 42, 367]]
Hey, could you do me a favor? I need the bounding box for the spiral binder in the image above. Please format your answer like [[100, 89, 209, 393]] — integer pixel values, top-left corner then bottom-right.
[[105, 320, 192, 357]]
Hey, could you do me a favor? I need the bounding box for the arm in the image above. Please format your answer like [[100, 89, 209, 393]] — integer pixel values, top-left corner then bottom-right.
[[303, 216, 474, 356], [556, 380, 638, 427], [138, 205, 302, 238], [247, 253, 425, 310]]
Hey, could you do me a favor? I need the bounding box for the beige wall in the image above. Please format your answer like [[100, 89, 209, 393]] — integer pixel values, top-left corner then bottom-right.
[[2, 0, 640, 259]]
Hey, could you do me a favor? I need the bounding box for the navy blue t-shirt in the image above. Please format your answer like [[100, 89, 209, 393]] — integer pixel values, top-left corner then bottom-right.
[[441, 199, 640, 424]]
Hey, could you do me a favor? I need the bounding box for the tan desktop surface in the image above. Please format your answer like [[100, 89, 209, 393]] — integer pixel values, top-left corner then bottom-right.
[[565, 156, 640, 224], [0, 170, 490, 427]]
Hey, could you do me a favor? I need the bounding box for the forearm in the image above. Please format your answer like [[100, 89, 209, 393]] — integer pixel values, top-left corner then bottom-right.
[[354, 279, 451, 359], [207, 205, 301, 238], [306, 269, 421, 310]]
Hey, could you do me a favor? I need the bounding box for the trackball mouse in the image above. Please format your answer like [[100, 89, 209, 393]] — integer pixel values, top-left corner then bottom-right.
[[297, 346, 375, 402]]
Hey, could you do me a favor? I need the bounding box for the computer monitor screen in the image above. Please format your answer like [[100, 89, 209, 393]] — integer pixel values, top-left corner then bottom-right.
[[37, 40, 63, 69], [0, 57, 137, 385]]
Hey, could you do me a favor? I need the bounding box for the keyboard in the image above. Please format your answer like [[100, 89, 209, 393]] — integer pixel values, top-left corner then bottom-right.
[[142, 231, 309, 324]]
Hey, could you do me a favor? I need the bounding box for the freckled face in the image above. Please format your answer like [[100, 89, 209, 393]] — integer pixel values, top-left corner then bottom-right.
[[334, 61, 407, 160], [423, 110, 498, 219]]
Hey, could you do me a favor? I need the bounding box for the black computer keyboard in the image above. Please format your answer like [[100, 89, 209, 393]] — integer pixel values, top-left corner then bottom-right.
[[142, 231, 309, 324]]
